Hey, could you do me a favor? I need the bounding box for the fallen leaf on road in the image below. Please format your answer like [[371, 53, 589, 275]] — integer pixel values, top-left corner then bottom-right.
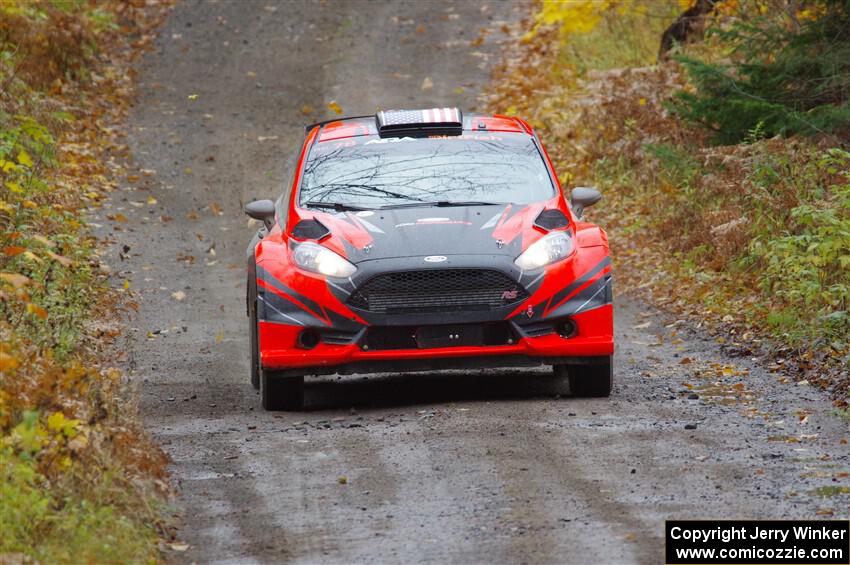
[[171, 290, 186, 301], [167, 542, 190, 552], [215, 332, 224, 343], [328, 101, 343, 114], [187, 94, 199, 100], [421, 76, 434, 91], [337, 476, 348, 484]]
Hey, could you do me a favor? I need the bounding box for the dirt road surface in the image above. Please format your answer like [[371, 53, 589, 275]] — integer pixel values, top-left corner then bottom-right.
[[101, 1, 849, 562]]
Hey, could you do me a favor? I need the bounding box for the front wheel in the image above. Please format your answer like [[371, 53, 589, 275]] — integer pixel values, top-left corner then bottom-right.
[[261, 370, 305, 411], [554, 356, 613, 397]]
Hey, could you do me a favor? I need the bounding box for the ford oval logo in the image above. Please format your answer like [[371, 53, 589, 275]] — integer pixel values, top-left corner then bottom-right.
[[424, 255, 447, 263]]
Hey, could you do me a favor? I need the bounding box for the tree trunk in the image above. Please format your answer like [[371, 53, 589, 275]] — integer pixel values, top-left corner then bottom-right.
[[659, 0, 719, 59]]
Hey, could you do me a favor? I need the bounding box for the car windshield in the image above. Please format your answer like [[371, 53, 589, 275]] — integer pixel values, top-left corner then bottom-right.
[[298, 132, 555, 209]]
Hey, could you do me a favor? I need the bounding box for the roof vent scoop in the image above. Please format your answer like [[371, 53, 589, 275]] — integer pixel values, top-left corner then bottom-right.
[[376, 108, 463, 137]]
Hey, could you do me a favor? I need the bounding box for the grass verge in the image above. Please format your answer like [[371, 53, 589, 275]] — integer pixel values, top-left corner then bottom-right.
[[1, 1, 173, 562]]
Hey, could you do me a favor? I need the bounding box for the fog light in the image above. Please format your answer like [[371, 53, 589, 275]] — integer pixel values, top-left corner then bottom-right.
[[557, 319, 577, 338], [297, 330, 320, 349]]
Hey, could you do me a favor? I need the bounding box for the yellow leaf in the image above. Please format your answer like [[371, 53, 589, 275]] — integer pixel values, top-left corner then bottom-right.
[[22, 200, 37, 209], [301, 105, 314, 115], [123, 279, 130, 290], [17, 150, 34, 168], [327, 101, 343, 115], [0, 200, 14, 213], [21, 251, 42, 264], [46, 251, 73, 267], [4, 181, 22, 193], [0, 159, 19, 173], [0, 351, 20, 372], [47, 411, 67, 431], [187, 94, 199, 100], [147, 196, 158, 205], [31, 235, 54, 248], [215, 332, 224, 343], [26, 302, 48, 319], [0, 272, 31, 289]]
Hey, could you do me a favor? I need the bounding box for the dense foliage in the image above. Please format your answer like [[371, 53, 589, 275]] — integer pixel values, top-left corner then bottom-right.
[[0, 1, 171, 562], [487, 0, 849, 400], [672, 0, 850, 143]]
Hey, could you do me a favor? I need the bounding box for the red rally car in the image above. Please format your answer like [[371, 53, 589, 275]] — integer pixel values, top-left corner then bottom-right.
[[245, 108, 613, 410]]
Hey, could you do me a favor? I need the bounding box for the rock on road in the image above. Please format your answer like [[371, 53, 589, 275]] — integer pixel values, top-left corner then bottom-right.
[[104, 1, 849, 563]]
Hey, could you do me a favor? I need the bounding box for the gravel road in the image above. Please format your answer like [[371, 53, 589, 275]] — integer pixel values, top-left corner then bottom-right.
[[102, 1, 849, 563]]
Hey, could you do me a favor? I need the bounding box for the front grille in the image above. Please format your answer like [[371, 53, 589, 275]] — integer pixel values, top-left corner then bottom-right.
[[348, 269, 528, 314]]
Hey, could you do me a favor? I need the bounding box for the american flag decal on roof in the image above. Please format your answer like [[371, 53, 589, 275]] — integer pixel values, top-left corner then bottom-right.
[[376, 107, 463, 132]]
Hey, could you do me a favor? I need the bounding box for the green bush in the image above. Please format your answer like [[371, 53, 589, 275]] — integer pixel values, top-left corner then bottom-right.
[[671, 0, 850, 144], [1, 450, 160, 564], [749, 149, 850, 345]]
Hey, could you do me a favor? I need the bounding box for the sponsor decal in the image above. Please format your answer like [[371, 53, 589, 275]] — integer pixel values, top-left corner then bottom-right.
[[501, 289, 519, 300], [395, 217, 473, 228], [423, 256, 448, 263]]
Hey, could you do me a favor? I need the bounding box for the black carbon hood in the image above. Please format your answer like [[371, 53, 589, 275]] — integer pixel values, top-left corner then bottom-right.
[[314, 203, 543, 264]]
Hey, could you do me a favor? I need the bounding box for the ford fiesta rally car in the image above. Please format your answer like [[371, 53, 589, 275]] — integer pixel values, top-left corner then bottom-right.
[[245, 108, 613, 410]]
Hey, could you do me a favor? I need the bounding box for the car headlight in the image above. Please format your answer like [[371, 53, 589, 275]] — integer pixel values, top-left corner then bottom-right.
[[514, 231, 574, 270], [291, 241, 357, 277]]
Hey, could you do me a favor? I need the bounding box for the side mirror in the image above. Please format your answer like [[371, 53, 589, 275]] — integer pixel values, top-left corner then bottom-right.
[[570, 187, 602, 219], [245, 199, 276, 230]]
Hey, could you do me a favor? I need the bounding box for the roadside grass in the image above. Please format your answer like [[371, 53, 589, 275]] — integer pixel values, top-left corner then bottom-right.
[[1, 1, 172, 562], [487, 5, 849, 402]]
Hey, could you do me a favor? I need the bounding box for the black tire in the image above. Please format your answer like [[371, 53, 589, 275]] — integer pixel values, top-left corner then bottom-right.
[[248, 277, 260, 390], [555, 356, 613, 397], [261, 370, 305, 411]]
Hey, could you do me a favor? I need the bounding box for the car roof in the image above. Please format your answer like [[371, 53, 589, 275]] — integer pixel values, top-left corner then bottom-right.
[[307, 111, 533, 143]]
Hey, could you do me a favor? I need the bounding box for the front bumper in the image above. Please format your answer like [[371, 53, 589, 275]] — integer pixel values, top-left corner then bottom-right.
[[259, 303, 613, 377]]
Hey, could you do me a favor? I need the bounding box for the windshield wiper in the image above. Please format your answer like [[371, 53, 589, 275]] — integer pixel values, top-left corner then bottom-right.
[[303, 201, 372, 212], [379, 200, 503, 210]]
